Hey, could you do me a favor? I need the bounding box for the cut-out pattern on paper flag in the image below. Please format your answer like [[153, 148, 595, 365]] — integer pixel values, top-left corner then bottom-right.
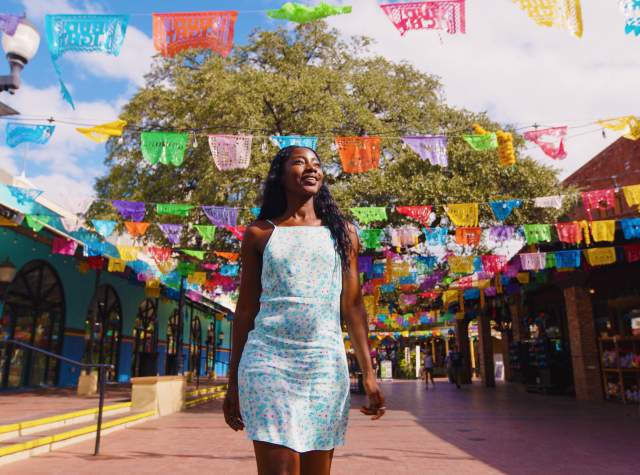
[[524, 224, 551, 244], [148, 246, 173, 263], [390, 226, 421, 247], [455, 227, 482, 246], [221, 264, 239, 277], [489, 200, 522, 222], [156, 203, 193, 217], [556, 221, 589, 245], [225, 225, 245, 240], [76, 120, 126, 143], [520, 252, 547, 271], [194, 225, 217, 243], [335, 137, 381, 173], [208, 135, 252, 171], [621, 218, 640, 240], [448, 255, 474, 274], [91, 219, 116, 238], [481, 255, 507, 274], [6, 123, 55, 148], [215, 251, 240, 261], [462, 133, 497, 151], [584, 247, 616, 267], [512, 0, 583, 38], [0, 14, 21, 36], [623, 184, 640, 208], [582, 189, 615, 220], [590, 220, 615, 242], [423, 226, 448, 245], [202, 206, 239, 227], [182, 249, 205, 260], [45, 15, 129, 108], [396, 205, 433, 226], [597, 116, 640, 140], [268, 2, 351, 23], [107, 258, 126, 273], [555, 250, 581, 269], [360, 229, 384, 249], [116, 245, 139, 262], [159, 223, 184, 245], [141, 132, 188, 167], [534, 195, 564, 209], [620, 0, 640, 35], [187, 272, 207, 285], [488, 225, 516, 242], [112, 200, 145, 222], [445, 203, 478, 227], [624, 243, 640, 263], [251, 207, 261, 218], [351, 207, 387, 224], [152, 11, 238, 58], [52, 237, 78, 256], [523, 126, 567, 160], [271, 136, 318, 149], [401, 136, 448, 167], [124, 222, 150, 238], [381, 1, 466, 36], [7, 185, 43, 205]]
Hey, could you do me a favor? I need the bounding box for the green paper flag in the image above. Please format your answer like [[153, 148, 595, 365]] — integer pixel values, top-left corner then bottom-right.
[[360, 229, 384, 249], [156, 203, 194, 217], [524, 224, 552, 245], [25, 215, 51, 232], [462, 133, 498, 151], [177, 261, 197, 276], [194, 224, 217, 243], [141, 132, 188, 166], [267, 2, 352, 23], [182, 249, 205, 260], [351, 207, 387, 224]]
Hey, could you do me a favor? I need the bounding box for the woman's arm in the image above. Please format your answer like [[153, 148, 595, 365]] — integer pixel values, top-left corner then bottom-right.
[[223, 224, 264, 430], [341, 224, 385, 420]]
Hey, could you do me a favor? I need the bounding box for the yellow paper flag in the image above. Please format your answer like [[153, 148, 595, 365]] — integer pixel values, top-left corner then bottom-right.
[[584, 247, 616, 267], [590, 220, 615, 243], [623, 184, 640, 208], [107, 258, 126, 273], [76, 120, 127, 143], [597, 116, 640, 141], [446, 203, 479, 227], [187, 271, 207, 285], [448, 256, 475, 274], [513, 0, 583, 38]]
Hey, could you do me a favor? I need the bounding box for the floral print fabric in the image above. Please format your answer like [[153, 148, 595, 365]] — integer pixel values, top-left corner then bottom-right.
[[238, 226, 349, 453]]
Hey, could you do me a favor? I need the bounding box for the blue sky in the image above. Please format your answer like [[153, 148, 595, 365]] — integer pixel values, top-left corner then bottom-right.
[[1, 1, 640, 211]]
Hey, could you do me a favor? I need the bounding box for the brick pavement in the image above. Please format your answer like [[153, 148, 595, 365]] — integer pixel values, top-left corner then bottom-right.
[[3, 380, 638, 475]]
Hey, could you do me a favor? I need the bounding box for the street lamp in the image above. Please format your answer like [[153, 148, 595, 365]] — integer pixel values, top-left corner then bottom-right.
[[1, 18, 40, 93]]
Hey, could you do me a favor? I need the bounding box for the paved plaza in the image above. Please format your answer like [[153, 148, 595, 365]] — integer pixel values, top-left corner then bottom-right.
[[3, 380, 637, 475]]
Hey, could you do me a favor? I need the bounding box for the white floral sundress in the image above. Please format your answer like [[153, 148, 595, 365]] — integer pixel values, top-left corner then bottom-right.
[[238, 223, 350, 453]]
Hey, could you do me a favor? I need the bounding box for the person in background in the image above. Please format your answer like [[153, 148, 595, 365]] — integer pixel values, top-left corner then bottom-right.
[[423, 349, 435, 389], [449, 345, 463, 389]]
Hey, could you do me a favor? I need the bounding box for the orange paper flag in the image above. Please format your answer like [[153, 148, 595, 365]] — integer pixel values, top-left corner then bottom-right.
[[214, 251, 240, 261], [124, 221, 150, 238], [335, 136, 381, 173]]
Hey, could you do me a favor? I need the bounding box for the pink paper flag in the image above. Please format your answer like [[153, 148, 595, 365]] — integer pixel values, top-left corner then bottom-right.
[[52, 236, 78, 256], [381, 1, 466, 36], [523, 126, 568, 160]]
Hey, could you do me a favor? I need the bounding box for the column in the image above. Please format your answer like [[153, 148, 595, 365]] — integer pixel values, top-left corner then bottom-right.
[[563, 286, 603, 402], [454, 317, 472, 384], [509, 293, 526, 342], [501, 330, 513, 382], [477, 312, 495, 387]]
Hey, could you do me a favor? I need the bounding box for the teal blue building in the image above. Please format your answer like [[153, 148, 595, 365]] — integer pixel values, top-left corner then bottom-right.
[[0, 182, 233, 390]]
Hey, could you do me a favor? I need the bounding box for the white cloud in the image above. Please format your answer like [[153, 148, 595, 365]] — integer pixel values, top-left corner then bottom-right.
[[20, 0, 102, 22], [327, 0, 640, 178]]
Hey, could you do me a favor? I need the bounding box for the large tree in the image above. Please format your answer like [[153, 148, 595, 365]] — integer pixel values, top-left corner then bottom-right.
[[91, 22, 567, 251]]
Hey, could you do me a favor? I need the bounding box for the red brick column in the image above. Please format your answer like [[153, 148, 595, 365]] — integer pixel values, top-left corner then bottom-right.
[[563, 286, 603, 402], [477, 312, 495, 387], [454, 318, 472, 384], [501, 331, 513, 382], [509, 293, 527, 342]]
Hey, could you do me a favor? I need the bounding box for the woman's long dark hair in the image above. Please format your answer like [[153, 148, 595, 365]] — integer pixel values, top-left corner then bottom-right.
[[257, 146, 353, 270]]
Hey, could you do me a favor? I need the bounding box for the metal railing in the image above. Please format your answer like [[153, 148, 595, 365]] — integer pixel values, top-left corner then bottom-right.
[[0, 339, 113, 456]]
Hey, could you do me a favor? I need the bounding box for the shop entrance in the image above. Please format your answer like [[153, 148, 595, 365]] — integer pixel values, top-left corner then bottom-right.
[[189, 312, 202, 376], [0, 261, 65, 389], [206, 321, 215, 375], [84, 285, 122, 382], [131, 299, 158, 377]]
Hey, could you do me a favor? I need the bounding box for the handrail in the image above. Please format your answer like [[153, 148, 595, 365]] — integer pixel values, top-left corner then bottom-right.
[[1, 339, 113, 456]]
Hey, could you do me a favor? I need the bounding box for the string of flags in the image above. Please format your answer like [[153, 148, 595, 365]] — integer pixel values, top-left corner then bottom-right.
[[0, 1, 637, 108]]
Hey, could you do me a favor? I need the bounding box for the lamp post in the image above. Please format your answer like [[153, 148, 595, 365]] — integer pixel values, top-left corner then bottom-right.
[[0, 18, 40, 93]]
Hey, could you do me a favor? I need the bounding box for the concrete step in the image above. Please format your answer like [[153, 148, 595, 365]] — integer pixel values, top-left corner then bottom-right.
[[0, 409, 156, 466], [0, 402, 132, 442], [184, 384, 227, 408]]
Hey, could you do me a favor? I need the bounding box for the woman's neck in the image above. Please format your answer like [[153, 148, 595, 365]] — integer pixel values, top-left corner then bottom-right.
[[280, 194, 320, 225]]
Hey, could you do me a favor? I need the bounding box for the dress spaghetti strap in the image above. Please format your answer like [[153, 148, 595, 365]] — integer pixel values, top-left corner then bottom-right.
[[265, 219, 276, 228]]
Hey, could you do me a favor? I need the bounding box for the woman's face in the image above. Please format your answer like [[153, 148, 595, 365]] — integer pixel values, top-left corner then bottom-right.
[[281, 147, 324, 196]]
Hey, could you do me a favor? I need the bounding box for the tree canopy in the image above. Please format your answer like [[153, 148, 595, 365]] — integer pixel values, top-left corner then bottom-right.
[[91, 22, 567, 252]]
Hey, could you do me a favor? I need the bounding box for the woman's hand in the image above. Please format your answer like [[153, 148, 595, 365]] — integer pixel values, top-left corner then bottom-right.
[[223, 384, 244, 431], [360, 374, 386, 420]]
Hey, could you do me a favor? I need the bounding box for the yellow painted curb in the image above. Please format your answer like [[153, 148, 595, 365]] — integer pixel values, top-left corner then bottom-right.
[[0, 402, 132, 435], [186, 385, 227, 398], [185, 391, 227, 408], [0, 410, 154, 458]]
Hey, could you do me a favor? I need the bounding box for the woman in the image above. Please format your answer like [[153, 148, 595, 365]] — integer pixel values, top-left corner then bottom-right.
[[223, 146, 385, 474]]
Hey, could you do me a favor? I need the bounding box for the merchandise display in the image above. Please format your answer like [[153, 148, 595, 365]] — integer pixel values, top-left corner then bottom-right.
[[598, 336, 640, 404]]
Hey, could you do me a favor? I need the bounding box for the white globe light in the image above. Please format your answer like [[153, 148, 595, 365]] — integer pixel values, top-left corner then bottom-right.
[[1, 19, 41, 63]]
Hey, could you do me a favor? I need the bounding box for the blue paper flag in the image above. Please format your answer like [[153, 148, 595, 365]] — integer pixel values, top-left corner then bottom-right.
[[45, 14, 129, 108], [91, 219, 117, 239], [621, 218, 640, 240], [271, 135, 318, 150], [6, 123, 55, 148], [554, 250, 581, 269], [463, 288, 481, 300], [422, 227, 448, 245], [220, 264, 239, 277], [250, 207, 261, 218], [372, 262, 385, 277], [489, 199, 522, 222]]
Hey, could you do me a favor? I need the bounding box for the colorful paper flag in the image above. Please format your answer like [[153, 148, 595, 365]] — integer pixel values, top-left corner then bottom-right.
[[5, 123, 55, 148], [523, 126, 567, 160], [76, 120, 126, 143], [401, 136, 448, 167], [194, 224, 217, 243], [335, 137, 381, 173], [124, 222, 150, 238], [51, 237, 78, 256], [267, 2, 352, 23], [512, 0, 583, 38], [584, 247, 616, 267], [582, 189, 615, 220], [208, 135, 253, 171], [381, 1, 466, 36], [158, 223, 184, 245], [270, 135, 318, 149], [396, 205, 433, 226], [91, 219, 116, 238], [351, 207, 387, 224], [141, 132, 188, 167], [489, 200, 522, 222], [445, 203, 478, 227], [112, 200, 146, 222], [156, 203, 194, 217], [597, 116, 640, 140], [620, 0, 640, 36], [462, 133, 497, 151], [202, 206, 239, 227], [0, 14, 21, 36]]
